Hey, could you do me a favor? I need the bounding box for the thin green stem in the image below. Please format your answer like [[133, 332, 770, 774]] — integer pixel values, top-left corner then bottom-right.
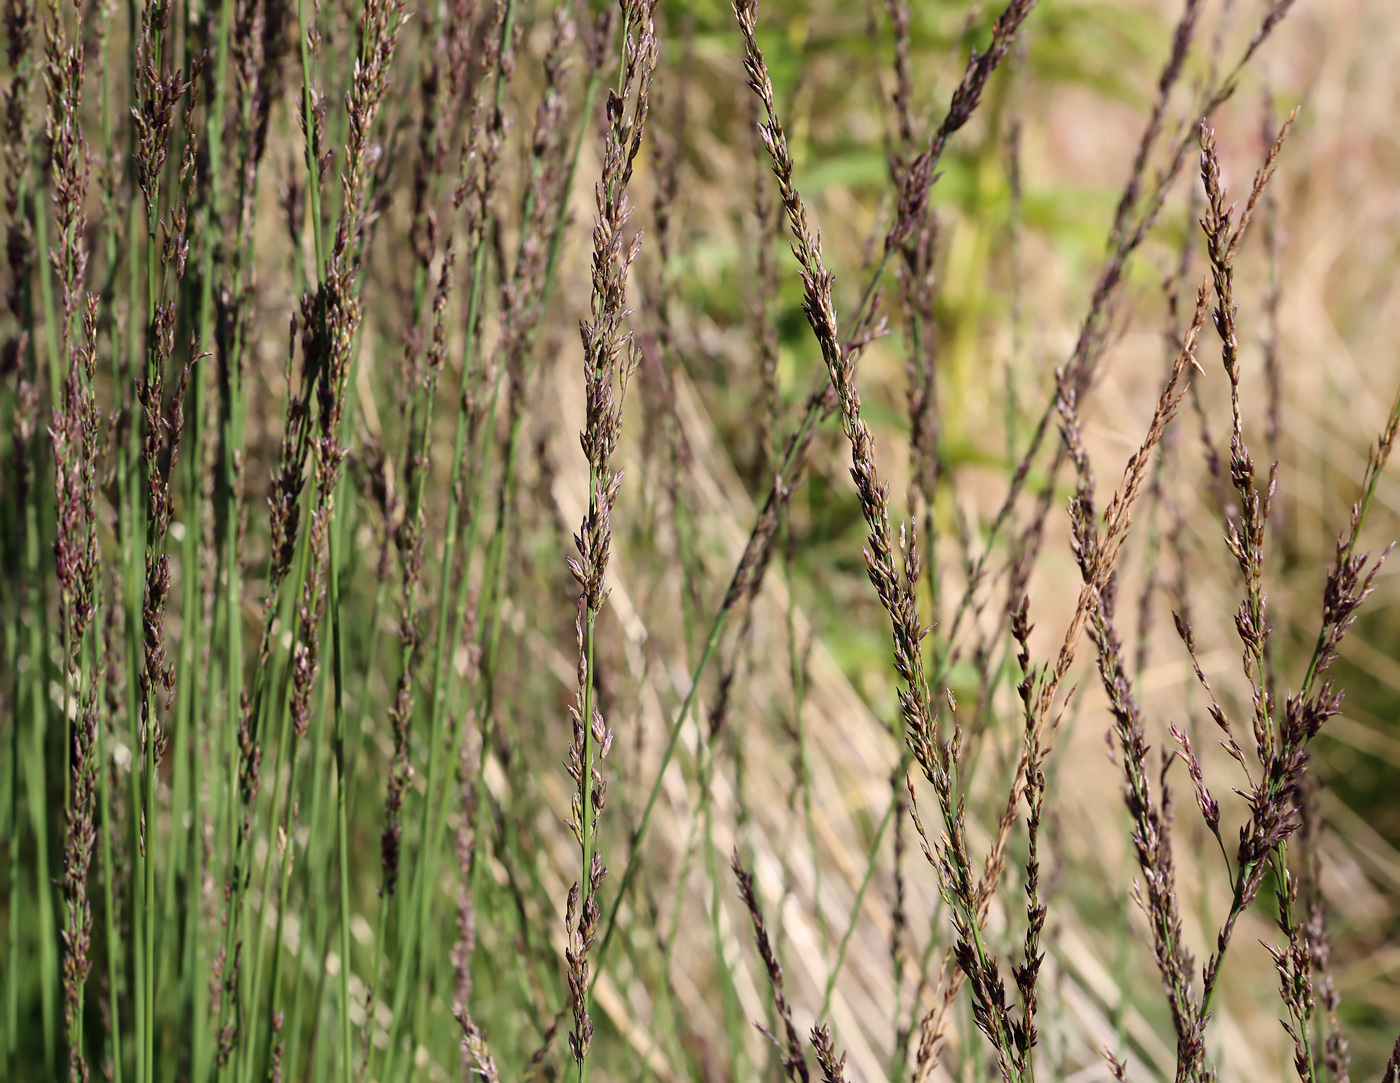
[[593, 401, 831, 979], [240, 516, 315, 1083], [330, 520, 354, 1083], [592, 612, 724, 980], [817, 753, 906, 1022], [5, 595, 19, 1076], [22, 488, 58, 1078]]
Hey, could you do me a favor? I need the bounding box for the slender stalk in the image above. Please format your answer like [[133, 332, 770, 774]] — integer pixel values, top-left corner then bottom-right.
[[329, 516, 353, 1082], [5, 587, 19, 1074], [564, 9, 657, 1081], [817, 754, 907, 1022]]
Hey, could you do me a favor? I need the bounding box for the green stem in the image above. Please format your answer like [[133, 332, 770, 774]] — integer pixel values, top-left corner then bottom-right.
[[817, 753, 906, 1022], [22, 492, 58, 1079], [284, 618, 336, 1083], [5, 591, 19, 1075], [329, 520, 354, 1083], [239, 516, 314, 1083], [24, 675, 58, 1078], [262, 732, 308, 1077], [592, 611, 724, 981], [592, 398, 831, 979]]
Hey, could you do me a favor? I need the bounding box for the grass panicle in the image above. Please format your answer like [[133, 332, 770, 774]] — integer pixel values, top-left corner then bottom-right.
[[563, 4, 658, 1074]]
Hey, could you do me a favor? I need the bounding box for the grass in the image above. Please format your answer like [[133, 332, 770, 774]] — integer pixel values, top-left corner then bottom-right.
[[2, 0, 1400, 1081]]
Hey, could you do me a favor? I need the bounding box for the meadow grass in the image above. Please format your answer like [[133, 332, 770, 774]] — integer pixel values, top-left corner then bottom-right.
[[2, 1, 1399, 1081]]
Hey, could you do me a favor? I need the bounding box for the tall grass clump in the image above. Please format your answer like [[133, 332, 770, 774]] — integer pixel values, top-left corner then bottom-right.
[[3, 0, 1399, 1081]]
